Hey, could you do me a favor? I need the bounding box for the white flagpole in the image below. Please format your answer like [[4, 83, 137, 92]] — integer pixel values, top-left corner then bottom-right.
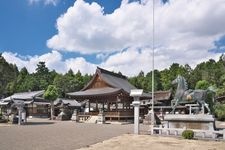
[[151, 0, 155, 135]]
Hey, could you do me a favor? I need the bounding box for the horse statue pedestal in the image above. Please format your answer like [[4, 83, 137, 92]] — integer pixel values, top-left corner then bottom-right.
[[164, 114, 215, 137]]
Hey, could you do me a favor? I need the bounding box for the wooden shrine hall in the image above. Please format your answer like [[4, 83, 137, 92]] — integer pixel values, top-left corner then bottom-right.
[[67, 67, 137, 121]]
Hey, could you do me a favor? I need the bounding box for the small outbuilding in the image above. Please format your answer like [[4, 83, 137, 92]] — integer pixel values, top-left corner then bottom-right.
[[0, 90, 50, 118], [54, 98, 84, 120]]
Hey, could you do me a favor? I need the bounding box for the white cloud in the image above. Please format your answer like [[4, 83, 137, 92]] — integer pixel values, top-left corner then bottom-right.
[[46, 0, 225, 70], [2, 51, 96, 75], [2, 51, 64, 73], [65, 57, 96, 74], [3, 0, 225, 76], [28, 0, 59, 6], [100, 47, 221, 76], [48, 0, 225, 53], [2, 48, 221, 77]]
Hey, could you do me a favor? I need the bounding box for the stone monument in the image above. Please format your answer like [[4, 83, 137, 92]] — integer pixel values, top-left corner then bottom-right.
[[71, 109, 79, 122], [163, 75, 216, 138], [170, 75, 213, 114], [97, 108, 105, 124], [11, 100, 25, 125], [130, 89, 143, 134]]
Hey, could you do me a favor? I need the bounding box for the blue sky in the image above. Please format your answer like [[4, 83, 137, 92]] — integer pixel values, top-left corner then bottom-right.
[[0, 0, 123, 55], [1, 0, 225, 76], [0, 0, 123, 64], [0, 0, 70, 55]]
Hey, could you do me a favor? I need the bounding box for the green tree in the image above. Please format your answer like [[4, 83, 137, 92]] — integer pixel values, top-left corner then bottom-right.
[[214, 103, 225, 121], [160, 69, 171, 90], [44, 85, 59, 120], [129, 76, 139, 89], [74, 70, 85, 90], [160, 63, 190, 90], [0, 55, 18, 97], [53, 74, 68, 97], [190, 58, 225, 89], [145, 70, 162, 92], [15, 67, 29, 92], [66, 69, 74, 78], [83, 74, 92, 85], [53, 70, 91, 97], [195, 80, 210, 90], [22, 75, 40, 91], [34, 62, 52, 90]]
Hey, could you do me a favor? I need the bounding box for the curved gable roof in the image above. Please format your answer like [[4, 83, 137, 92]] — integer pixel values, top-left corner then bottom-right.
[[2, 90, 44, 101], [81, 67, 136, 93]]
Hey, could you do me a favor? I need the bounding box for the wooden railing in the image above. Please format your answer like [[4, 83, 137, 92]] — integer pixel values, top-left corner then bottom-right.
[[78, 110, 134, 118], [77, 110, 135, 122], [105, 111, 133, 117]]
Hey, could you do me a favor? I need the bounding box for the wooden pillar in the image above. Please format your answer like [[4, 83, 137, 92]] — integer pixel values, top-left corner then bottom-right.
[[88, 101, 90, 112], [122, 101, 125, 111], [116, 102, 118, 111], [32, 103, 34, 115], [107, 101, 110, 111], [96, 100, 98, 111]]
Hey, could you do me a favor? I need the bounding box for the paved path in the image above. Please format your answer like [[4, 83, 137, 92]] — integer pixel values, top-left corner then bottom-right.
[[0, 119, 133, 150]]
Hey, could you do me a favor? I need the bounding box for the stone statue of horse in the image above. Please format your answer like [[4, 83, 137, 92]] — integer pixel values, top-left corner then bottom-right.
[[171, 75, 213, 114]]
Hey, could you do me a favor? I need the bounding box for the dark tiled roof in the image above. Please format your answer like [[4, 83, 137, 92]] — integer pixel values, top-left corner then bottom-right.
[[0, 90, 51, 106], [81, 67, 136, 93], [2, 90, 44, 101], [149, 90, 172, 101], [67, 87, 122, 97]]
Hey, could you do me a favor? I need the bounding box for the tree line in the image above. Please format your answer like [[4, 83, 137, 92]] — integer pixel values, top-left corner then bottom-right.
[[129, 56, 225, 96], [0, 54, 92, 98], [1, 53, 225, 99]]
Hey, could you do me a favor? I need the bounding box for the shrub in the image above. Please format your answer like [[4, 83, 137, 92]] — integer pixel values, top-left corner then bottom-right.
[[214, 103, 225, 121], [182, 130, 194, 139]]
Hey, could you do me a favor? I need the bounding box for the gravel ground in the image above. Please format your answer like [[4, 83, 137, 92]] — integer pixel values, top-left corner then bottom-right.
[[78, 134, 225, 150], [0, 118, 133, 150], [1, 119, 224, 150]]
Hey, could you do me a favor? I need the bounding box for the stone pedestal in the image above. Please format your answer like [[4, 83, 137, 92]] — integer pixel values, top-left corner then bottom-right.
[[130, 89, 143, 135], [22, 110, 27, 123], [132, 99, 141, 134], [18, 107, 23, 125], [164, 114, 215, 137], [97, 109, 105, 124], [71, 109, 79, 122]]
